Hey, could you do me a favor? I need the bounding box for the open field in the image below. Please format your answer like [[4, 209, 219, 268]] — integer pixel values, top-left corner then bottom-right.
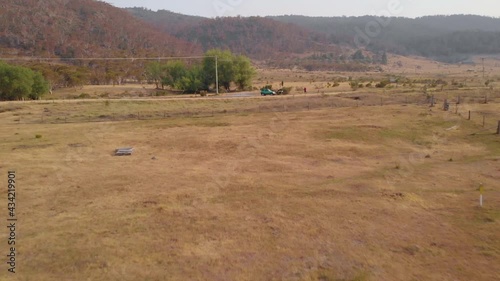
[[1, 63, 500, 280], [0, 86, 499, 280]]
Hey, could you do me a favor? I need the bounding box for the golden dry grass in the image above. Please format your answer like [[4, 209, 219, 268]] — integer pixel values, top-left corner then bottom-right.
[[0, 93, 499, 280]]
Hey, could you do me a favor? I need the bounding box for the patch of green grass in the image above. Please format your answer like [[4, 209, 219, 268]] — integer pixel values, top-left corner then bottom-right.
[[322, 127, 378, 142], [191, 121, 230, 127], [307, 269, 370, 281]]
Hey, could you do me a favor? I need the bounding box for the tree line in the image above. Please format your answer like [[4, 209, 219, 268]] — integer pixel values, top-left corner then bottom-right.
[[145, 49, 255, 93], [271, 15, 500, 62], [0, 49, 254, 100]]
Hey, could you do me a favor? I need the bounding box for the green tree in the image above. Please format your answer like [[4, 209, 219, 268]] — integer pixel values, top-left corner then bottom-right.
[[176, 65, 203, 93], [202, 49, 236, 91], [202, 49, 255, 91], [233, 55, 255, 90], [381, 51, 388, 65], [0, 62, 50, 100], [352, 50, 365, 61], [161, 60, 187, 89], [30, 71, 50, 100], [145, 62, 163, 89]]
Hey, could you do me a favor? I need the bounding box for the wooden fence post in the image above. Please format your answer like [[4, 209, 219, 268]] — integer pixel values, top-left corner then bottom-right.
[[497, 121, 500, 135], [468, 111, 471, 120]]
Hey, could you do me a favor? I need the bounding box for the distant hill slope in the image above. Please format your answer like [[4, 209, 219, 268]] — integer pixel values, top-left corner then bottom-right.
[[125, 9, 500, 63], [125, 7, 204, 35], [0, 0, 201, 58], [129, 12, 341, 60], [271, 15, 500, 62]]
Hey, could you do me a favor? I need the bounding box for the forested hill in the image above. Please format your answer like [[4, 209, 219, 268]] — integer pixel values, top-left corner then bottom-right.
[[173, 17, 340, 60], [126, 9, 500, 63], [0, 0, 201, 58], [126, 7, 205, 35], [125, 9, 340, 60], [271, 15, 500, 62]]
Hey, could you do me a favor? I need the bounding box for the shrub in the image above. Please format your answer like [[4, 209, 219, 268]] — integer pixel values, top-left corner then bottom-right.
[[77, 93, 91, 99], [281, 87, 293, 95], [35, 134, 42, 139], [376, 80, 390, 88]]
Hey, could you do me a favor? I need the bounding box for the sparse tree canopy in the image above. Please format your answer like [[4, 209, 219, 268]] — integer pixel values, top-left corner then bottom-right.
[[352, 50, 365, 61], [381, 51, 388, 65]]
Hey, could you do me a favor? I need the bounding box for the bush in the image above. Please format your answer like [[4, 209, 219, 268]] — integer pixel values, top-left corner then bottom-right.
[[77, 93, 91, 99], [349, 81, 359, 91], [376, 80, 390, 88], [35, 134, 42, 139], [280, 87, 293, 95]]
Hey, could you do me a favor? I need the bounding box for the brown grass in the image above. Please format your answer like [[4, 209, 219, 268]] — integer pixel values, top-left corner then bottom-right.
[[0, 92, 499, 280]]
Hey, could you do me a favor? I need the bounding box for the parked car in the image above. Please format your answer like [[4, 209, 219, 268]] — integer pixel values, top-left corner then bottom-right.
[[261, 88, 276, 96]]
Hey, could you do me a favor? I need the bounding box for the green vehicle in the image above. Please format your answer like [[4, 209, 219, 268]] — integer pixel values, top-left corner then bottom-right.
[[260, 88, 276, 96]]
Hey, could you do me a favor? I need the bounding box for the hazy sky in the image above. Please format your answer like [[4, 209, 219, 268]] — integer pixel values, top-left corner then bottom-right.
[[107, 0, 500, 18]]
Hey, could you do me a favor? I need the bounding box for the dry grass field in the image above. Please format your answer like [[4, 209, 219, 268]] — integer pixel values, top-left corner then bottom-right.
[[1, 90, 499, 280]]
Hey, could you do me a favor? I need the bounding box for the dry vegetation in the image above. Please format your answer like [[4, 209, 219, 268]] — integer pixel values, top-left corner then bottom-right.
[[1, 66, 500, 281]]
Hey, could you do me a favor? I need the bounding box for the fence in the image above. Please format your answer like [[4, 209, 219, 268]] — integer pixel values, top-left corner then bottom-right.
[[438, 96, 500, 135]]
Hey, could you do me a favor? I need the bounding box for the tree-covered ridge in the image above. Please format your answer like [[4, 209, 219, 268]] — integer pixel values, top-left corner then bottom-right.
[[0, 0, 201, 58], [271, 15, 500, 62], [136, 15, 340, 60], [125, 7, 205, 35]]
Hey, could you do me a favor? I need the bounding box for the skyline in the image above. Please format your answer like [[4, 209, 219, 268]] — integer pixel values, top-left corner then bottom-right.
[[106, 0, 500, 18]]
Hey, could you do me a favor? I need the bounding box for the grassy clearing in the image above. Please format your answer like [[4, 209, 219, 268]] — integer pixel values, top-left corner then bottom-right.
[[0, 90, 499, 280]]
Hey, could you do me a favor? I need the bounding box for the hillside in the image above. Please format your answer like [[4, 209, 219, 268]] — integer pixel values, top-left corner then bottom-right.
[[125, 9, 500, 64], [172, 16, 340, 60], [125, 7, 204, 35], [0, 0, 201, 58], [271, 15, 500, 62]]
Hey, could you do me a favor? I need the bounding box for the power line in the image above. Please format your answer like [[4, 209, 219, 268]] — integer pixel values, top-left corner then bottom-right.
[[0, 55, 227, 94], [0, 56, 213, 61]]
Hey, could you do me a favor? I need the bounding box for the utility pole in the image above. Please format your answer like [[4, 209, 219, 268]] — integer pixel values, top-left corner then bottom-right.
[[482, 57, 485, 79], [215, 56, 219, 95]]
